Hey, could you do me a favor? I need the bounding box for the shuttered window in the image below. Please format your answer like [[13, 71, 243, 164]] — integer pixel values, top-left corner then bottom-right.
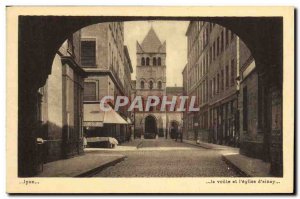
[[83, 82, 97, 101], [81, 40, 96, 67]]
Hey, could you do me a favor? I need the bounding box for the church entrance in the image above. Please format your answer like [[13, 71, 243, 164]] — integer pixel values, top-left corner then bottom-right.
[[170, 121, 179, 139], [144, 115, 157, 139]]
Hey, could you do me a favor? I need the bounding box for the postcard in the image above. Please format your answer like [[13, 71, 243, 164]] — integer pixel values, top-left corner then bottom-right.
[[6, 6, 294, 194]]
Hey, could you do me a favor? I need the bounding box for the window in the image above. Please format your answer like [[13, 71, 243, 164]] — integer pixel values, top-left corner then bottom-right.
[[141, 57, 145, 66], [217, 37, 220, 56], [217, 73, 220, 93], [226, 29, 230, 46], [243, 86, 248, 131], [221, 31, 224, 52], [109, 44, 112, 67], [158, 81, 162, 89], [81, 40, 96, 67], [212, 42, 215, 60], [221, 70, 224, 90], [112, 52, 114, 69], [210, 80, 213, 98], [83, 82, 97, 101], [149, 81, 153, 90], [213, 77, 216, 95], [153, 57, 157, 66], [205, 28, 209, 45], [231, 59, 235, 85], [226, 65, 229, 87], [157, 57, 161, 66], [206, 53, 209, 72], [146, 57, 150, 66], [140, 80, 145, 89], [211, 47, 214, 62]]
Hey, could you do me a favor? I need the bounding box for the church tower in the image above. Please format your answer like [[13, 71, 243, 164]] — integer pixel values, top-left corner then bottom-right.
[[135, 27, 167, 139], [136, 27, 166, 94]]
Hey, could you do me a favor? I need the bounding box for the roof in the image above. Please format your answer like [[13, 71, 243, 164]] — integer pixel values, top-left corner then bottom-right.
[[137, 27, 166, 53], [166, 87, 183, 94]]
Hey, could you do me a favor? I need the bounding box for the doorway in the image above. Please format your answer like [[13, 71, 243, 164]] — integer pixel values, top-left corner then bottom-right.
[[144, 115, 157, 139]]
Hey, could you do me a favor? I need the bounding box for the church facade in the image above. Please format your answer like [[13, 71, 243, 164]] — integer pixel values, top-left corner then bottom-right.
[[134, 27, 182, 139]]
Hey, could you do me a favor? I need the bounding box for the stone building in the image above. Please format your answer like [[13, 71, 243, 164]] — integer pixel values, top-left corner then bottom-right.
[[183, 20, 282, 176], [123, 45, 134, 140], [79, 22, 132, 143], [38, 31, 86, 163], [165, 87, 183, 139], [134, 27, 182, 139], [184, 21, 250, 147], [182, 64, 189, 140]]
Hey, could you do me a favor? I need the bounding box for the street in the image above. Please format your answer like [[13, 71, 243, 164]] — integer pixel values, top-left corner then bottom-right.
[[88, 139, 241, 177]]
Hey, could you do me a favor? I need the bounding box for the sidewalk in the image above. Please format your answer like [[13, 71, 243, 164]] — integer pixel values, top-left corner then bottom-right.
[[183, 139, 238, 151], [119, 139, 143, 148], [37, 153, 126, 177], [222, 153, 272, 177], [182, 139, 271, 177]]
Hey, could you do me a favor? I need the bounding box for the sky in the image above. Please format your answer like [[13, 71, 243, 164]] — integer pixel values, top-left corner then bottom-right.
[[124, 21, 189, 87]]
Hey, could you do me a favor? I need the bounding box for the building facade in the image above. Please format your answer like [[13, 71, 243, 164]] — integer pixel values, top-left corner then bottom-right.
[[182, 64, 189, 140], [38, 31, 86, 164], [134, 27, 182, 139], [79, 22, 132, 143], [184, 21, 249, 147], [183, 21, 281, 175]]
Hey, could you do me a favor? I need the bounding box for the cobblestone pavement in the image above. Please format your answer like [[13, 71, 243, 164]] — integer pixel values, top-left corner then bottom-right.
[[91, 139, 241, 177]]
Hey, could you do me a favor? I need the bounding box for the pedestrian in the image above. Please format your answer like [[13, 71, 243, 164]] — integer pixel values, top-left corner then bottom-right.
[[175, 127, 178, 141], [194, 124, 198, 143], [83, 136, 87, 149], [178, 125, 183, 142], [170, 126, 174, 139], [165, 128, 168, 139]]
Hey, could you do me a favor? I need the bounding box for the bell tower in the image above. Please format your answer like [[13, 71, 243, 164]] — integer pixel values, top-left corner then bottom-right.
[[136, 27, 166, 95], [135, 27, 167, 139]]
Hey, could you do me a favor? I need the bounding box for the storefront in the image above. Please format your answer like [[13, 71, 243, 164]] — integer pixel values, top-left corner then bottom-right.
[[83, 103, 128, 147]]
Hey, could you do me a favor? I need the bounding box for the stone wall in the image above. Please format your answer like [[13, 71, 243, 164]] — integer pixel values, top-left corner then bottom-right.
[[44, 54, 64, 162]]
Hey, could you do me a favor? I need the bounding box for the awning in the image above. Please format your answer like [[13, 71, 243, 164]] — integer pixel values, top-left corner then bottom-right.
[[83, 103, 128, 126]]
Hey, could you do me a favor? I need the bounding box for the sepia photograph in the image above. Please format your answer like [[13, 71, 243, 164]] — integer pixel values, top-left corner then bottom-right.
[[6, 6, 294, 193]]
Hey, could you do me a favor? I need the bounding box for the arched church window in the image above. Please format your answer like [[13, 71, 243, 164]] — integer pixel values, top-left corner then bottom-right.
[[146, 57, 150, 66], [149, 81, 153, 90], [153, 57, 157, 66], [141, 80, 144, 89], [158, 57, 161, 66], [141, 57, 145, 66], [158, 81, 162, 89]]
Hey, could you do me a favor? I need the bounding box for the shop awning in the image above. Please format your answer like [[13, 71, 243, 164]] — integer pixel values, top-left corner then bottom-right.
[[83, 103, 128, 126]]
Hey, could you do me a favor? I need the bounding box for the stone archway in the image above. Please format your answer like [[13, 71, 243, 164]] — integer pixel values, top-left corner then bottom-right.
[[144, 115, 157, 139], [18, 15, 283, 177]]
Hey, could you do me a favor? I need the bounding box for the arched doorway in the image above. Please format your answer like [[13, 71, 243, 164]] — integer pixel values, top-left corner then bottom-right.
[[170, 121, 179, 139], [144, 115, 157, 139]]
